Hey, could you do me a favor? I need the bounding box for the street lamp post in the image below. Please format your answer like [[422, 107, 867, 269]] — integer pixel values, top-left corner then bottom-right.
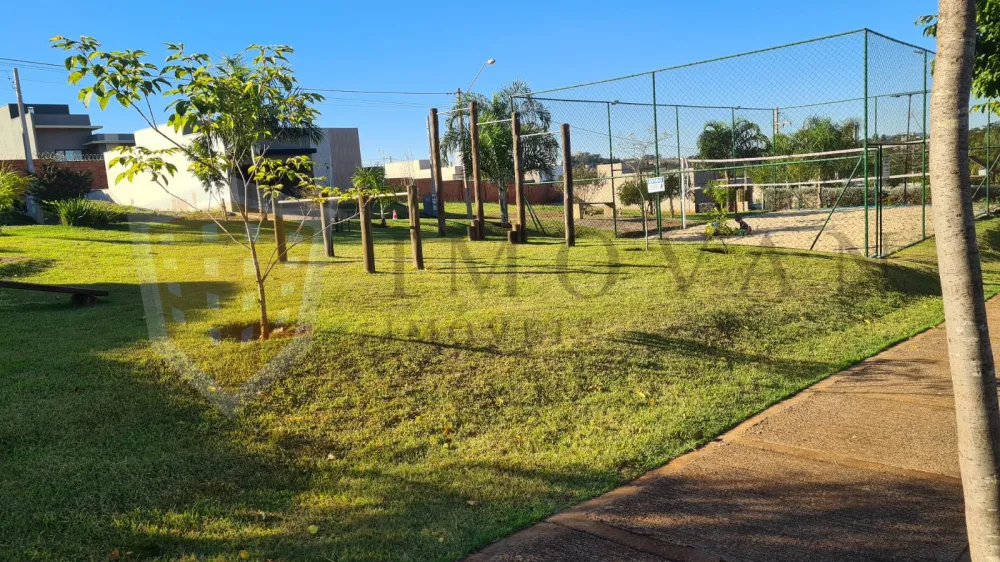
[[458, 59, 495, 219]]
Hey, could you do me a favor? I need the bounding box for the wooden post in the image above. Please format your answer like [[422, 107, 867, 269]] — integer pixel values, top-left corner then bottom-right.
[[470, 101, 485, 240], [272, 198, 288, 263], [429, 108, 447, 236], [359, 195, 376, 273], [319, 200, 334, 258], [407, 185, 424, 269], [512, 112, 527, 244], [562, 123, 575, 247]]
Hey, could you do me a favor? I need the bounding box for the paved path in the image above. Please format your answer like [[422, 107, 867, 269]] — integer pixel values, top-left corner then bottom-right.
[[464, 300, 1000, 562]]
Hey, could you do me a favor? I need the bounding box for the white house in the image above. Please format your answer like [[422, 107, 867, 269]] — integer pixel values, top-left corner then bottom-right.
[[384, 158, 465, 181], [91, 126, 362, 212]]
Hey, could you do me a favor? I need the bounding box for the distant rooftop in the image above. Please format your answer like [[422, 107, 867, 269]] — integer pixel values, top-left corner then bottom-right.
[[4, 103, 75, 119]]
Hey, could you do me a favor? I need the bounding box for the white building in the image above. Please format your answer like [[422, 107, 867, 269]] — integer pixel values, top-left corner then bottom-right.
[[384, 159, 465, 181], [92, 126, 362, 212]]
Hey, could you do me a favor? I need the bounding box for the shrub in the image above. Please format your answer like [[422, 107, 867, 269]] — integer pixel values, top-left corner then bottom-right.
[[0, 164, 30, 234], [50, 198, 126, 227], [27, 163, 93, 205]]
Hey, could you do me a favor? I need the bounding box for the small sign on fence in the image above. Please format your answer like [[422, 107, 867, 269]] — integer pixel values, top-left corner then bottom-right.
[[647, 176, 666, 194]]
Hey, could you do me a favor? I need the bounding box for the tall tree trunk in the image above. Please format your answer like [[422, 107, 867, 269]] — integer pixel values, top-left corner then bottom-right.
[[931, 1, 1000, 558]]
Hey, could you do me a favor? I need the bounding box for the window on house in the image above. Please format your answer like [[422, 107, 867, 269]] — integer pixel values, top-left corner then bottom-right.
[[54, 150, 84, 161]]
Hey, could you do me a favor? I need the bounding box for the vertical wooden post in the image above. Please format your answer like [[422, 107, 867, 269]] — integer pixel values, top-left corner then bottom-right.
[[407, 185, 424, 269], [470, 101, 485, 240], [272, 198, 288, 263], [562, 123, 575, 247], [359, 195, 376, 273], [511, 112, 527, 244], [429, 108, 446, 236], [319, 199, 334, 258]]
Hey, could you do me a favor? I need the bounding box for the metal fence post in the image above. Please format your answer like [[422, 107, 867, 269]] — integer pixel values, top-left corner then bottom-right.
[[771, 107, 779, 210], [731, 106, 737, 213], [652, 72, 662, 239], [988, 108, 992, 215], [429, 108, 446, 236], [607, 102, 617, 238], [873, 96, 878, 140], [863, 29, 870, 258], [562, 123, 575, 247], [676, 105, 684, 228]]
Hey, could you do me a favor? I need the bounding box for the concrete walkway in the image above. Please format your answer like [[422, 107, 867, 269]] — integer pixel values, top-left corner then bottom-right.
[[464, 301, 999, 562]]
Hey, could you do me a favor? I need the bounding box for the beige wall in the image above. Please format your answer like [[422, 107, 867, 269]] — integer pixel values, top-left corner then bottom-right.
[[580, 163, 696, 214], [384, 158, 464, 181], [0, 113, 38, 160], [98, 126, 231, 212]]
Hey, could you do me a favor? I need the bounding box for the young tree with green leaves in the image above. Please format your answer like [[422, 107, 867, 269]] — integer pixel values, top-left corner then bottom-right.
[[442, 81, 558, 226], [350, 166, 397, 227], [920, 1, 1000, 114], [52, 36, 344, 340]]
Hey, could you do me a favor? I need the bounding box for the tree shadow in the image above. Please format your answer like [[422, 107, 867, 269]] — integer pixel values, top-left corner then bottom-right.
[[477, 455, 966, 562], [0, 257, 55, 279]]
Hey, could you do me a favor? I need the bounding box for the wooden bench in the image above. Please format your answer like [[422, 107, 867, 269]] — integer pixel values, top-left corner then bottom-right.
[[0, 280, 109, 305]]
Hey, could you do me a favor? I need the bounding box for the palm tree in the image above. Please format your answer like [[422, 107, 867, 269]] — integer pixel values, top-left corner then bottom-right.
[[929, 2, 1000, 558], [442, 80, 558, 226], [696, 119, 769, 209]]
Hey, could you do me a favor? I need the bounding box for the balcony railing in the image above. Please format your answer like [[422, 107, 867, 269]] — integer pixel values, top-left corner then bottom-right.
[[37, 151, 106, 162]]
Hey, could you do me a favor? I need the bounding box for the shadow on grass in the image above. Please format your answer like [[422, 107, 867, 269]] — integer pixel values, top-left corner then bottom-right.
[[0, 257, 55, 279]]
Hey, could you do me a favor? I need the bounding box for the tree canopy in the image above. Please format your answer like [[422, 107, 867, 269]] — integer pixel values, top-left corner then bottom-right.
[[442, 80, 558, 225], [696, 119, 770, 161], [920, 1, 1000, 113]]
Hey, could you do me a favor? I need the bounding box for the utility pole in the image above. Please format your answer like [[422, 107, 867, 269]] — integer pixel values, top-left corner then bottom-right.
[[13, 68, 34, 174], [773, 107, 791, 136]]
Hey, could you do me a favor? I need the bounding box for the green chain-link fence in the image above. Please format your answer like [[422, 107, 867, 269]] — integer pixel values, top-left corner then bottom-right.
[[515, 28, 997, 257]]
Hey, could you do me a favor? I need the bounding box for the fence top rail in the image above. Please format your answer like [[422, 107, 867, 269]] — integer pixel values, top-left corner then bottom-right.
[[687, 147, 865, 164], [276, 191, 409, 205], [521, 130, 561, 139], [530, 28, 934, 97], [513, 95, 772, 112], [477, 118, 512, 126]]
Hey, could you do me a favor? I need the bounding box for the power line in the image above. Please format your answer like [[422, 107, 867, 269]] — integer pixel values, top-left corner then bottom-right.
[[0, 55, 456, 95], [0, 56, 63, 68], [305, 87, 452, 96]]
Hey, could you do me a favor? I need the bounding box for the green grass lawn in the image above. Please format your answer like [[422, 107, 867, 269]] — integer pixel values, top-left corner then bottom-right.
[[3, 216, 1000, 561]]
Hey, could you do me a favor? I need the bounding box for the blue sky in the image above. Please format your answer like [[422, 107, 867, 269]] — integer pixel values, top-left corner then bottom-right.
[[0, 0, 938, 165]]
